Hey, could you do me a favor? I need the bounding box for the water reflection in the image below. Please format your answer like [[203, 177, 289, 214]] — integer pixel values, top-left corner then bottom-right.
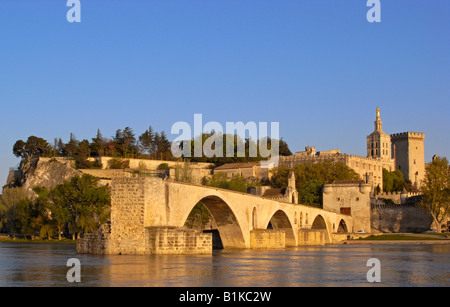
[[0, 242, 449, 287]]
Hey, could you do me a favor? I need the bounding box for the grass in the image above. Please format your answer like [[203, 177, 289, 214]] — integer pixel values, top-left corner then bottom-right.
[[357, 234, 448, 241]]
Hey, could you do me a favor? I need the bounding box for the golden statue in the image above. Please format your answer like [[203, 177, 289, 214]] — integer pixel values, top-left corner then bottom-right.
[[376, 107, 380, 120]]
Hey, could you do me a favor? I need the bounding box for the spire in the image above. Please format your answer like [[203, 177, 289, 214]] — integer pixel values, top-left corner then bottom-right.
[[374, 107, 382, 131]]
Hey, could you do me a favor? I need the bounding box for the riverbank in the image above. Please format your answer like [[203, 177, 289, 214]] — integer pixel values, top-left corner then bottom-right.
[[344, 233, 450, 244], [0, 238, 76, 244]]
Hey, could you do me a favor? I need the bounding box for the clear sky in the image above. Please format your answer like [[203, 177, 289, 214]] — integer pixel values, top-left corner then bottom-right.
[[0, 1, 449, 186]]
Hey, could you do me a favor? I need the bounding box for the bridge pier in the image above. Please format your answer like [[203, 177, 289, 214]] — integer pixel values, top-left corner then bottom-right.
[[298, 229, 327, 246], [250, 229, 285, 249], [146, 227, 212, 255]]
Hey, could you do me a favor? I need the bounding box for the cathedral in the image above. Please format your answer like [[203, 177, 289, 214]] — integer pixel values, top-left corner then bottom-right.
[[279, 107, 425, 191]]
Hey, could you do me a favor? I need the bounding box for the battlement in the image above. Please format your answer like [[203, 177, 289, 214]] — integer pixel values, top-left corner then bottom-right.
[[390, 132, 425, 140]]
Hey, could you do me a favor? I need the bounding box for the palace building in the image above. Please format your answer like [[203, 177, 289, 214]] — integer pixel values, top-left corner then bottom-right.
[[279, 107, 425, 191]]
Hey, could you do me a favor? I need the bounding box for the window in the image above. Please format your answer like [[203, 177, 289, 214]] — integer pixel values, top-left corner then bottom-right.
[[340, 208, 351, 215]]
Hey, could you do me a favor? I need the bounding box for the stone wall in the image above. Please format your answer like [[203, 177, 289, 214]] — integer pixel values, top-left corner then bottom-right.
[[250, 229, 285, 249], [298, 229, 327, 246], [79, 169, 132, 179], [371, 204, 433, 233], [79, 177, 213, 255], [92, 157, 212, 171], [77, 224, 112, 254], [146, 227, 212, 255], [109, 178, 147, 254]]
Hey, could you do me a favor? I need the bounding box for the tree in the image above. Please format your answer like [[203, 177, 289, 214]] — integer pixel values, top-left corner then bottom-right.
[[157, 131, 172, 160], [184, 202, 211, 230], [278, 138, 293, 156], [420, 156, 450, 233], [138, 126, 154, 157], [13, 136, 52, 160], [73, 139, 92, 169], [298, 179, 324, 207], [0, 187, 28, 238], [114, 127, 137, 158], [15, 198, 35, 239], [203, 173, 253, 193], [270, 161, 361, 207], [65, 133, 79, 158], [49, 174, 110, 240], [91, 129, 106, 157], [383, 169, 409, 192], [56, 138, 65, 157], [32, 187, 57, 240]]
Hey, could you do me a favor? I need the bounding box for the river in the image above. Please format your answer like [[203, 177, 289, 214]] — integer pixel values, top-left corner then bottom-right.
[[0, 242, 448, 287]]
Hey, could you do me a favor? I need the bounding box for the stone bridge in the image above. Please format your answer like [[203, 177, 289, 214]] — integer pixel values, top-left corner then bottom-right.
[[78, 177, 353, 255]]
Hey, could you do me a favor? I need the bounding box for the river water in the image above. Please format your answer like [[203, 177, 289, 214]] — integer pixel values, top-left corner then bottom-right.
[[0, 242, 448, 287]]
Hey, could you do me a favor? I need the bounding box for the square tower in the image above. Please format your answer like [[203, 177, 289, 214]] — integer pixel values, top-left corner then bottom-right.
[[390, 132, 425, 188]]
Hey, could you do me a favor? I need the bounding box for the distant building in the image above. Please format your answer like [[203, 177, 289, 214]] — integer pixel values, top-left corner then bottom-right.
[[212, 108, 426, 192], [247, 171, 298, 204], [213, 162, 271, 181], [279, 107, 426, 191]]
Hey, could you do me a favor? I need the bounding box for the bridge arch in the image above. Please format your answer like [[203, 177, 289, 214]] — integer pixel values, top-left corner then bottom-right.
[[311, 214, 331, 244], [182, 195, 247, 249], [311, 214, 327, 230], [265, 210, 296, 246], [337, 219, 348, 233]]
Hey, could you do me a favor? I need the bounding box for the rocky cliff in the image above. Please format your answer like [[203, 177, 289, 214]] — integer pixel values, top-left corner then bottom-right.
[[5, 157, 81, 197]]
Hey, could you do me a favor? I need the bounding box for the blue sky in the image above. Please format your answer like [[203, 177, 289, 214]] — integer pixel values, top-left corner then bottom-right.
[[0, 0, 449, 186]]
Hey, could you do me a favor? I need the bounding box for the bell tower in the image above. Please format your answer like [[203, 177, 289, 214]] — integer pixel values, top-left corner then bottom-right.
[[367, 107, 391, 160]]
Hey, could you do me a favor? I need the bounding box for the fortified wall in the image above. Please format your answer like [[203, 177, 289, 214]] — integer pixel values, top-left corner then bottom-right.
[[371, 203, 433, 233], [322, 182, 433, 234]]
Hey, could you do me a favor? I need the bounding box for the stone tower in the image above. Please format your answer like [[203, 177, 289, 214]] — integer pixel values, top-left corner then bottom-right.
[[285, 171, 298, 204], [367, 107, 391, 160], [391, 132, 425, 188]]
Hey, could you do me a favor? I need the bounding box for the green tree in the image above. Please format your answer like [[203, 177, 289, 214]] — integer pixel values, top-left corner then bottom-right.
[[73, 139, 93, 169], [108, 157, 130, 169], [184, 202, 211, 230], [298, 179, 324, 207], [15, 198, 34, 239], [138, 126, 154, 157], [270, 161, 361, 207], [0, 187, 28, 238], [203, 173, 250, 193], [420, 156, 450, 233], [13, 136, 52, 160], [91, 129, 106, 157], [49, 174, 111, 240], [383, 169, 409, 192]]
